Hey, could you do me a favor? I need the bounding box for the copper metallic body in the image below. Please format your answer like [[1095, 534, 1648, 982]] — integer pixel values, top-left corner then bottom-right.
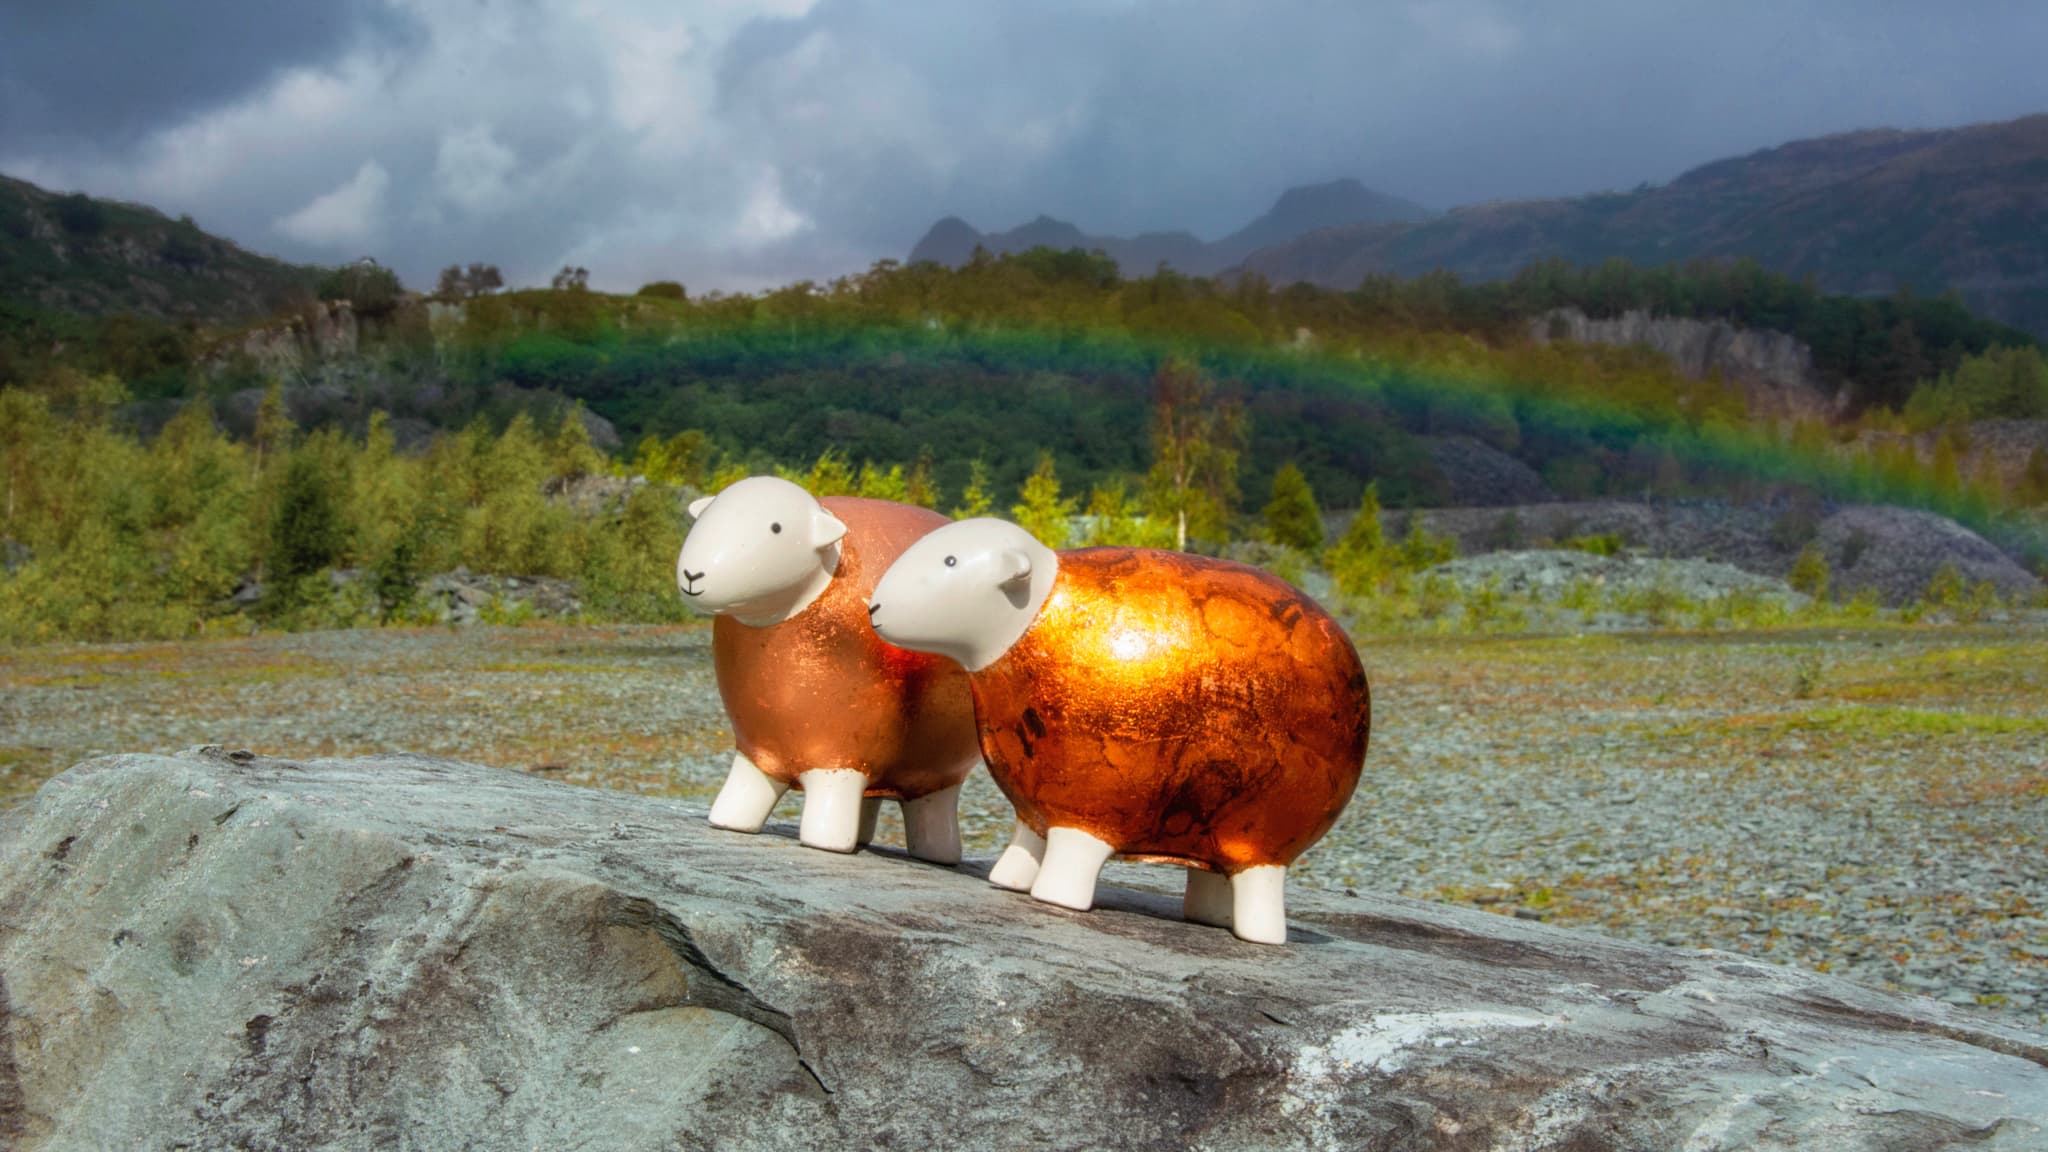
[[969, 548, 1370, 873], [713, 497, 979, 800]]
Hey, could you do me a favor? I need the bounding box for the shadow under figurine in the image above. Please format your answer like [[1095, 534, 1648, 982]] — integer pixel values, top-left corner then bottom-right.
[[869, 518, 1370, 944], [677, 476, 980, 863]]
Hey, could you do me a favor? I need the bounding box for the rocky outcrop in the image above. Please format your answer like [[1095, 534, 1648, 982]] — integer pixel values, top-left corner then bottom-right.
[[3, 750, 2044, 1150], [1365, 500, 2042, 605], [414, 569, 583, 623], [224, 300, 361, 378], [1530, 308, 1844, 424]]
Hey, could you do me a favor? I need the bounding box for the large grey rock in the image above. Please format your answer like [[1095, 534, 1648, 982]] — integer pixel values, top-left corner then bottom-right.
[[2, 750, 2044, 1150]]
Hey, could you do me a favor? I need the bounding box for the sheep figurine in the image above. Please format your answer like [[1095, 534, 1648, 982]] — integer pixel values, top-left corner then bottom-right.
[[678, 476, 981, 863], [868, 519, 1370, 943]]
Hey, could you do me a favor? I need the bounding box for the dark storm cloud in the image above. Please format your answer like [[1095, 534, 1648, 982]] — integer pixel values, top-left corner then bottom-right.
[[0, 0, 423, 149], [4, 0, 2047, 292]]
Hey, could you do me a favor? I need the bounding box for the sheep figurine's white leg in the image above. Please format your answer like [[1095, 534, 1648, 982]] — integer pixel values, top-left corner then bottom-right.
[[1183, 867, 1232, 928], [987, 820, 1046, 891], [856, 797, 882, 847], [1230, 865, 1288, 945], [796, 768, 870, 853], [707, 752, 788, 833], [1030, 826, 1115, 911], [900, 784, 962, 865]]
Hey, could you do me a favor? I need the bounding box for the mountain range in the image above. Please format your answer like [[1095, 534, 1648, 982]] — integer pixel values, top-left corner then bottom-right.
[[913, 114, 2048, 340], [908, 178, 1432, 278]]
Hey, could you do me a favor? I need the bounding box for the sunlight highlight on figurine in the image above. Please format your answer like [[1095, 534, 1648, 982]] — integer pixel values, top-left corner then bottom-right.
[[870, 518, 1371, 944]]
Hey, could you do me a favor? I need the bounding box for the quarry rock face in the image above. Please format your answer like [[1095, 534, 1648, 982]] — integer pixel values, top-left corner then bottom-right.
[[1529, 307, 1844, 424], [2, 750, 2045, 1150]]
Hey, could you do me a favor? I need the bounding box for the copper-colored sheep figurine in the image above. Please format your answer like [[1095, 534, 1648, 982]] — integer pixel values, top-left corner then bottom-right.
[[869, 518, 1370, 943], [677, 477, 980, 862]]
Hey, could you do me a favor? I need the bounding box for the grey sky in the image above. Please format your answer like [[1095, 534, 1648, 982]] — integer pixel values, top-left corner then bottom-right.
[[3, 0, 2046, 294]]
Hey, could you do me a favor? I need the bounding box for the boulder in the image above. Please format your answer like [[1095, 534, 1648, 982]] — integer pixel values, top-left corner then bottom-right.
[[2, 750, 2043, 1150]]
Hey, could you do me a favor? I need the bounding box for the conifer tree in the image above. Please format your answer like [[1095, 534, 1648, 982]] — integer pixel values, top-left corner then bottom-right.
[[800, 449, 856, 497], [952, 459, 993, 518], [270, 432, 349, 592], [856, 461, 909, 502], [1012, 452, 1077, 548], [1324, 481, 1386, 597], [547, 406, 607, 483], [1144, 356, 1243, 549], [1789, 542, 1831, 602], [2024, 445, 2048, 506], [905, 447, 939, 509], [1261, 463, 1324, 551]]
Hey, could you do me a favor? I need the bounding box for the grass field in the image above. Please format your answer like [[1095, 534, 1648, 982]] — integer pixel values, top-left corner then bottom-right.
[[3, 619, 2044, 1029]]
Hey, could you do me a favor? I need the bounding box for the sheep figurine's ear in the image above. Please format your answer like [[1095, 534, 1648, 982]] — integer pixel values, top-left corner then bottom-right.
[[688, 495, 715, 519], [997, 548, 1033, 588], [810, 507, 848, 549]]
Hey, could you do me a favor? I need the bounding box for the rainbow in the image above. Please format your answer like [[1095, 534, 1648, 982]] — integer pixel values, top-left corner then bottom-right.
[[472, 311, 2047, 564]]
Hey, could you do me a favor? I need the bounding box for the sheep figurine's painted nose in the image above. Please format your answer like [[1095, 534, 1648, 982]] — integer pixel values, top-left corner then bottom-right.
[[681, 569, 706, 596]]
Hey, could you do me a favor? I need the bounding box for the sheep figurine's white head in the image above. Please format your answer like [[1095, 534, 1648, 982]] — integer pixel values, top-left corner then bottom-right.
[[868, 518, 1059, 671], [678, 476, 848, 626]]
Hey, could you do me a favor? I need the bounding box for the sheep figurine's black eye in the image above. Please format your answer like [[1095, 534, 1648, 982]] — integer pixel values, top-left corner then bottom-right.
[[944, 555, 957, 567], [771, 522, 782, 534]]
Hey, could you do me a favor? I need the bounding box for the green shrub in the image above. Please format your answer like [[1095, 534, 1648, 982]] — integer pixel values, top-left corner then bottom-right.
[[1261, 463, 1325, 551], [1925, 563, 1966, 611], [1788, 542, 1830, 602], [1562, 532, 1623, 557]]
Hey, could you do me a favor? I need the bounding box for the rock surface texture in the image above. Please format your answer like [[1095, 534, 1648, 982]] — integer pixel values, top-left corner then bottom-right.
[[2, 750, 2044, 1151]]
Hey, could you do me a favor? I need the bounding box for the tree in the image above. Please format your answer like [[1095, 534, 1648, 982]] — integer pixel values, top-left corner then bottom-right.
[[54, 193, 106, 237], [905, 448, 939, 509], [797, 449, 855, 497], [437, 263, 504, 299], [270, 436, 349, 591], [1261, 463, 1324, 551], [1788, 542, 1830, 602], [1324, 481, 1386, 597], [1932, 431, 1962, 494], [2025, 444, 2048, 507], [1011, 452, 1077, 548], [0, 388, 51, 527], [856, 461, 909, 502], [318, 259, 404, 317], [252, 381, 292, 479], [547, 406, 607, 482], [952, 459, 993, 518], [465, 262, 504, 295], [1144, 356, 1243, 549], [1081, 479, 1168, 547], [637, 281, 687, 300], [552, 265, 591, 291]]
